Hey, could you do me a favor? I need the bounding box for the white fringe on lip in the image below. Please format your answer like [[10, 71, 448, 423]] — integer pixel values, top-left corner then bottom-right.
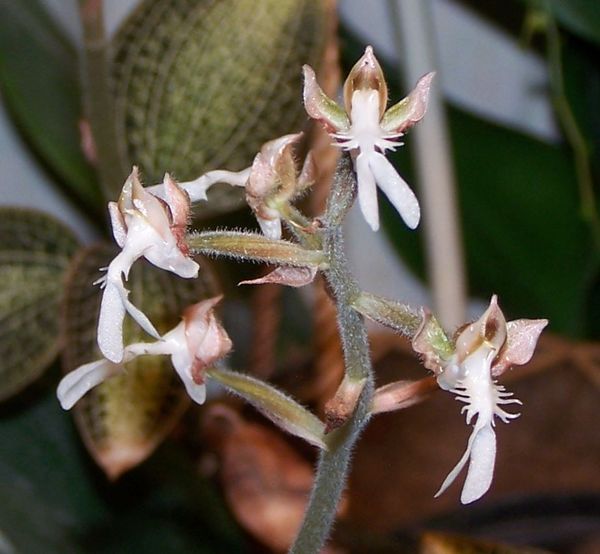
[[435, 347, 522, 504]]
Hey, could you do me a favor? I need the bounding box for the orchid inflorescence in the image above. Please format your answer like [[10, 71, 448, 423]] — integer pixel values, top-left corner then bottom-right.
[[57, 45, 547, 550]]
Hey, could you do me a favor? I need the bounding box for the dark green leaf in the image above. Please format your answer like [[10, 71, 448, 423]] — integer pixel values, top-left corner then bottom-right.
[[0, 385, 109, 538], [0, 385, 247, 553], [0, 208, 80, 401], [0, 0, 102, 213]]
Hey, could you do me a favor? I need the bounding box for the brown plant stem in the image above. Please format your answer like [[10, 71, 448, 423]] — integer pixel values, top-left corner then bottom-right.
[[78, 0, 126, 200]]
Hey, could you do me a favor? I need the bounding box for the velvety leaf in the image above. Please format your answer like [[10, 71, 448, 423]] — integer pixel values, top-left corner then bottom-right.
[[0, 386, 247, 553], [337, 37, 596, 337], [61, 243, 220, 478], [0, 1, 102, 213], [0, 208, 79, 401], [110, 0, 334, 216], [0, 472, 80, 553]]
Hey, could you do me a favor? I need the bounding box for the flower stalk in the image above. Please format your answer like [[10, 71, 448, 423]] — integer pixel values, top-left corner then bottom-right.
[[290, 153, 374, 553], [78, 0, 127, 199], [188, 231, 327, 268]]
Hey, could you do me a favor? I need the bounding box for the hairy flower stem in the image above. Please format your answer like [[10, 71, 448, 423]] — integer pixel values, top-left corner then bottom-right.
[[290, 154, 374, 553]]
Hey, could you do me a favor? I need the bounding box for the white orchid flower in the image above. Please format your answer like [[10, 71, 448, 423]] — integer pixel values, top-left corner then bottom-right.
[[98, 168, 199, 363], [58, 297, 232, 410], [303, 45, 434, 232], [413, 295, 547, 504]]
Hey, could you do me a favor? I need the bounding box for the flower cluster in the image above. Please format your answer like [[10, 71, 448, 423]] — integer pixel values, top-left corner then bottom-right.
[[59, 167, 232, 410], [56, 45, 548, 515]]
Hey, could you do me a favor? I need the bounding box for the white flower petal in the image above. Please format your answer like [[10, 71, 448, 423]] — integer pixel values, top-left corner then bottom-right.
[[434, 424, 476, 498], [257, 216, 282, 240], [461, 425, 496, 504], [144, 243, 199, 279], [57, 359, 121, 410], [356, 152, 380, 231], [170, 349, 206, 405], [120, 288, 161, 340], [369, 151, 420, 229], [98, 279, 127, 363]]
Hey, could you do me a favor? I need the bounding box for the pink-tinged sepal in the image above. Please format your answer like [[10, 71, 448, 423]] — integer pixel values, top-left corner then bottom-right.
[[302, 64, 350, 133], [381, 72, 435, 134], [163, 173, 192, 253], [162, 296, 232, 397], [493, 318, 549, 377]]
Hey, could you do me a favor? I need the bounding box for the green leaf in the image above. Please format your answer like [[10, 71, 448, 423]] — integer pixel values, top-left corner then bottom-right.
[[0, 1, 102, 213], [61, 243, 221, 478], [0, 478, 80, 553], [0, 208, 80, 401], [0, 385, 109, 539], [0, 385, 247, 553], [110, 0, 333, 216]]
